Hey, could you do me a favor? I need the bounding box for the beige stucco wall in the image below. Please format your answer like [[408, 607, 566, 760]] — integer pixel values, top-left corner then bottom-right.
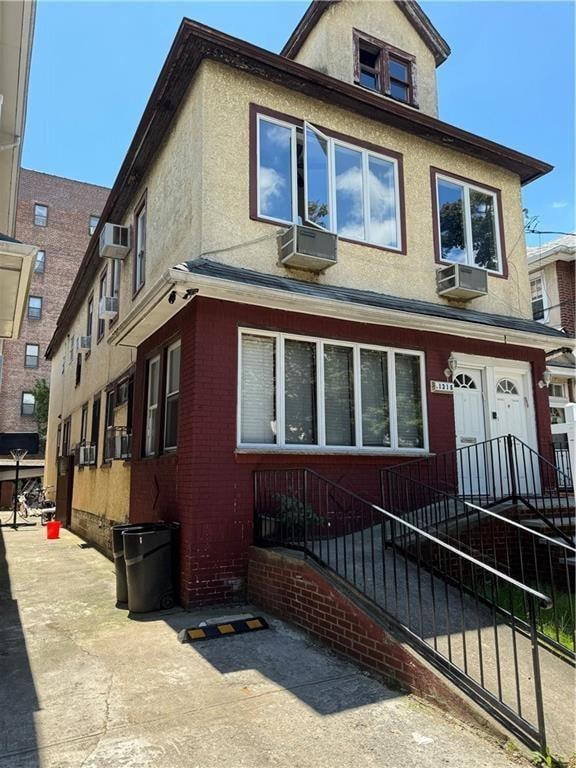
[[293, 0, 439, 116], [198, 61, 531, 319]]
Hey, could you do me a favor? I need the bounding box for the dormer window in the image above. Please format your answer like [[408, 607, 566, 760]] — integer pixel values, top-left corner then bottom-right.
[[354, 30, 417, 108]]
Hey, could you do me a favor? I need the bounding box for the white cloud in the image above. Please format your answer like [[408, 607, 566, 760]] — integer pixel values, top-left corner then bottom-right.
[[552, 201, 569, 209], [259, 166, 286, 214]]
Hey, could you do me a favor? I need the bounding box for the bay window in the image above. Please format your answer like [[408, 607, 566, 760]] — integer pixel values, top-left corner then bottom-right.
[[434, 171, 503, 274], [256, 111, 402, 251], [239, 330, 426, 452]]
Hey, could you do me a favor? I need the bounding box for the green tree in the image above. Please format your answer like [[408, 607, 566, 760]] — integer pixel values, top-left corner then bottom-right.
[[32, 378, 49, 447]]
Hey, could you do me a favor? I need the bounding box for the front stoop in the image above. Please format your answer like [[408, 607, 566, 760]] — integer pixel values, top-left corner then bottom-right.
[[247, 546, 511, 746]]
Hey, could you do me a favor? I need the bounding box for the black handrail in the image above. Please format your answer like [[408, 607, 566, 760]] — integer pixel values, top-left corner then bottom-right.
[[254, 468, 552, 753]]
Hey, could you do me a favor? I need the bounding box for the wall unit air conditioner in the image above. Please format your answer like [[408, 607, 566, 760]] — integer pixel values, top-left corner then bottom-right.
[[436, 264, 488, 300], [99, 296, 118, 319], [79, 444, 96, 466], [279, 225, 338, 272], [77, 336, 92, 351], [99, 223, 130, 259]]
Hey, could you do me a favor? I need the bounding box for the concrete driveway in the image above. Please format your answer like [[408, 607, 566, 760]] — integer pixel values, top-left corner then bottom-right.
[[0, 525, 528, 768]]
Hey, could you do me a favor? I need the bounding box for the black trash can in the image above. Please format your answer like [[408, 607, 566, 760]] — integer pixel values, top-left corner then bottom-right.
[[112, 523, 136, 606], [123, 525, 174, 613]]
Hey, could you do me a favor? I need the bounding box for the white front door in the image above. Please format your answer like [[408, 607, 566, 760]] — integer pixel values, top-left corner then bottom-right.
[[453, 369, 487, 496], [492, 373, 533, 494]]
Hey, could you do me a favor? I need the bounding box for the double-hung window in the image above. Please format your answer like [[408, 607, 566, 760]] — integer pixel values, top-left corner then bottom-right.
[[256, 112, 402, 251], [21, 392, 35, 416], [97, 270, 107, 340], [34, 250, 46, 273], [434, 171, 503, 274], [34, 204, 48, 227], [28, 296, 42, 320], [86, 296, 94, 347], [164, 342, 181, 450], [145, 355, 160, 456], [239, 330, 426, 452], [134, 198, 146, 294], [530, 274, 547, 321], [354, 32, 416, 106], [24, 343, 39, 369]]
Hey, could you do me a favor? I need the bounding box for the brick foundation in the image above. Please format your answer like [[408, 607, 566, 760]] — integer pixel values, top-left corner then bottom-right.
[[71, 508, 121, 558], [246, 545, 505, 737]]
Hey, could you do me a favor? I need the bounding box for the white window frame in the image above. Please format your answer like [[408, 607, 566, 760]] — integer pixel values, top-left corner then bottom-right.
[[145, 354, 160, 456], [237, 328, 428, 454], [256, 114, 403, 251], [163, 341, 181, 451], [530, 273, 548, 323], [435, 172, 503, 275]]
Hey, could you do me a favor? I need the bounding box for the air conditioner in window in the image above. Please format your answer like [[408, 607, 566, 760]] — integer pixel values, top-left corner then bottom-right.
[[99, 223, 130, 259], [77, 336, 92, 352], [79, 444, 96, 466], [279, 225, 338, 272], [436, 264, 488, 300], [99, 296, 118, 319]]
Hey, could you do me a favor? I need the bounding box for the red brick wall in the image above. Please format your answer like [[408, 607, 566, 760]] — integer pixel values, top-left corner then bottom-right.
[[246, 546, 502, 735], [0, 170, 109, 453], [128, 296, 552, 607], [556, 260, 575, 338]]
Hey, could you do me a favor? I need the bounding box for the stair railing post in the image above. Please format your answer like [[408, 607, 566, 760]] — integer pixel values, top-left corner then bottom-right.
[[527, 594, 547, 756], [506, 434, 518, 504]]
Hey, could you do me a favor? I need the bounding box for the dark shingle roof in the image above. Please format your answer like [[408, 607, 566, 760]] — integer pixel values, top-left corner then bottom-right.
[[177, 258, 569, 340]]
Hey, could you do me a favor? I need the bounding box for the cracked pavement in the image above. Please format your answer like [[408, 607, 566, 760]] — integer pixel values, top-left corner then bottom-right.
[[0, 525, 533, 767]]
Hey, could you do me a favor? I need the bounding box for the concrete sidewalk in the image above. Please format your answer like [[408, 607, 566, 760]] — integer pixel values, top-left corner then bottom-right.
[[0, 525, 531, 768]]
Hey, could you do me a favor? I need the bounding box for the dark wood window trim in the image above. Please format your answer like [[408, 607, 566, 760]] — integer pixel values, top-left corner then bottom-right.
[[85, 294, 94, 359], [353, 29, 418, 108], [141, 336, 180, 459], [109, 258, 121, 328], [249, 103, 407, 256], [429, 166, 508, 280], [132, 190, 147, 300], [75, 353, 82, 388], [91, 393, 101, 468], [97, 269, 107, 343]]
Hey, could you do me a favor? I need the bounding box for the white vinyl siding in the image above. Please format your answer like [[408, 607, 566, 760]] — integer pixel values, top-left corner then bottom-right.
[[238, 330, 427, 453]]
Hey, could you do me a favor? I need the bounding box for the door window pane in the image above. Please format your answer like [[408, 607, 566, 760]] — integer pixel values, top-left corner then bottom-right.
[[438, 179, 466, 263], [335, 145, 365, 240], [324, 345, 355, 446], [285, 340, 317, 444], [361, 349, 390, 447], [368, 155, 398, 248], [305, 125, 330, 229], [258, 118, 293, 222], [241, 335, 276, 444], [470, 189, 498, 271], [395, 354, 423, 448]]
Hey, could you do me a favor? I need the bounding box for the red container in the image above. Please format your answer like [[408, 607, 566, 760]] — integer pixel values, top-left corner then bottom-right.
[[46, 520, 61, 540]]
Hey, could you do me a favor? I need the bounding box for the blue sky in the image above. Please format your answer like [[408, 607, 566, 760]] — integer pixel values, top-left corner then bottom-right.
[[23, 1, 574, 247]]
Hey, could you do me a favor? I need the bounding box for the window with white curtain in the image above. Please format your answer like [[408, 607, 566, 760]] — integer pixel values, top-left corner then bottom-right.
[[239, 330, 426, 451], [256, 114, 402, 251]]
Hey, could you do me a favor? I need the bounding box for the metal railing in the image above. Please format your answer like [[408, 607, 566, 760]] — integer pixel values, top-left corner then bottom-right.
[[381, 434, 574, 542], [553, 446, 574, 490], [254, 468, 553, 753], [380, 466, 575, 658]]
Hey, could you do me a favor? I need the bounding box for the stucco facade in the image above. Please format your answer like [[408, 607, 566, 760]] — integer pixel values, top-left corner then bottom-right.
[[44, 4, 565, 601]]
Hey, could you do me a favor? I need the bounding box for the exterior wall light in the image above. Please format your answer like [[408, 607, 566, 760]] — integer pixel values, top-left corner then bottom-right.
[[538, 370, 552, 389], [444, 353, 458, 380]]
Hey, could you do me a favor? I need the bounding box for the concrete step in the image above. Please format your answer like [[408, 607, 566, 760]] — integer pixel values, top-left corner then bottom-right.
[[523, 517, 576, 530]]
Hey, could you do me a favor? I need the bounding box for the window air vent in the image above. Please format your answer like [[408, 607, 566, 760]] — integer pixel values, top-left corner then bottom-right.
[[436, 264, 488, 301], [99, 296, 118, 320], [79, 444, 96, 466], [279, 225, 338, 272], [99, 223, 130, 260]]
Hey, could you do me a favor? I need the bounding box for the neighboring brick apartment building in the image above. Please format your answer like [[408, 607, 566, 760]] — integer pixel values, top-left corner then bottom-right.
[[0, 170, 109, 459]]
